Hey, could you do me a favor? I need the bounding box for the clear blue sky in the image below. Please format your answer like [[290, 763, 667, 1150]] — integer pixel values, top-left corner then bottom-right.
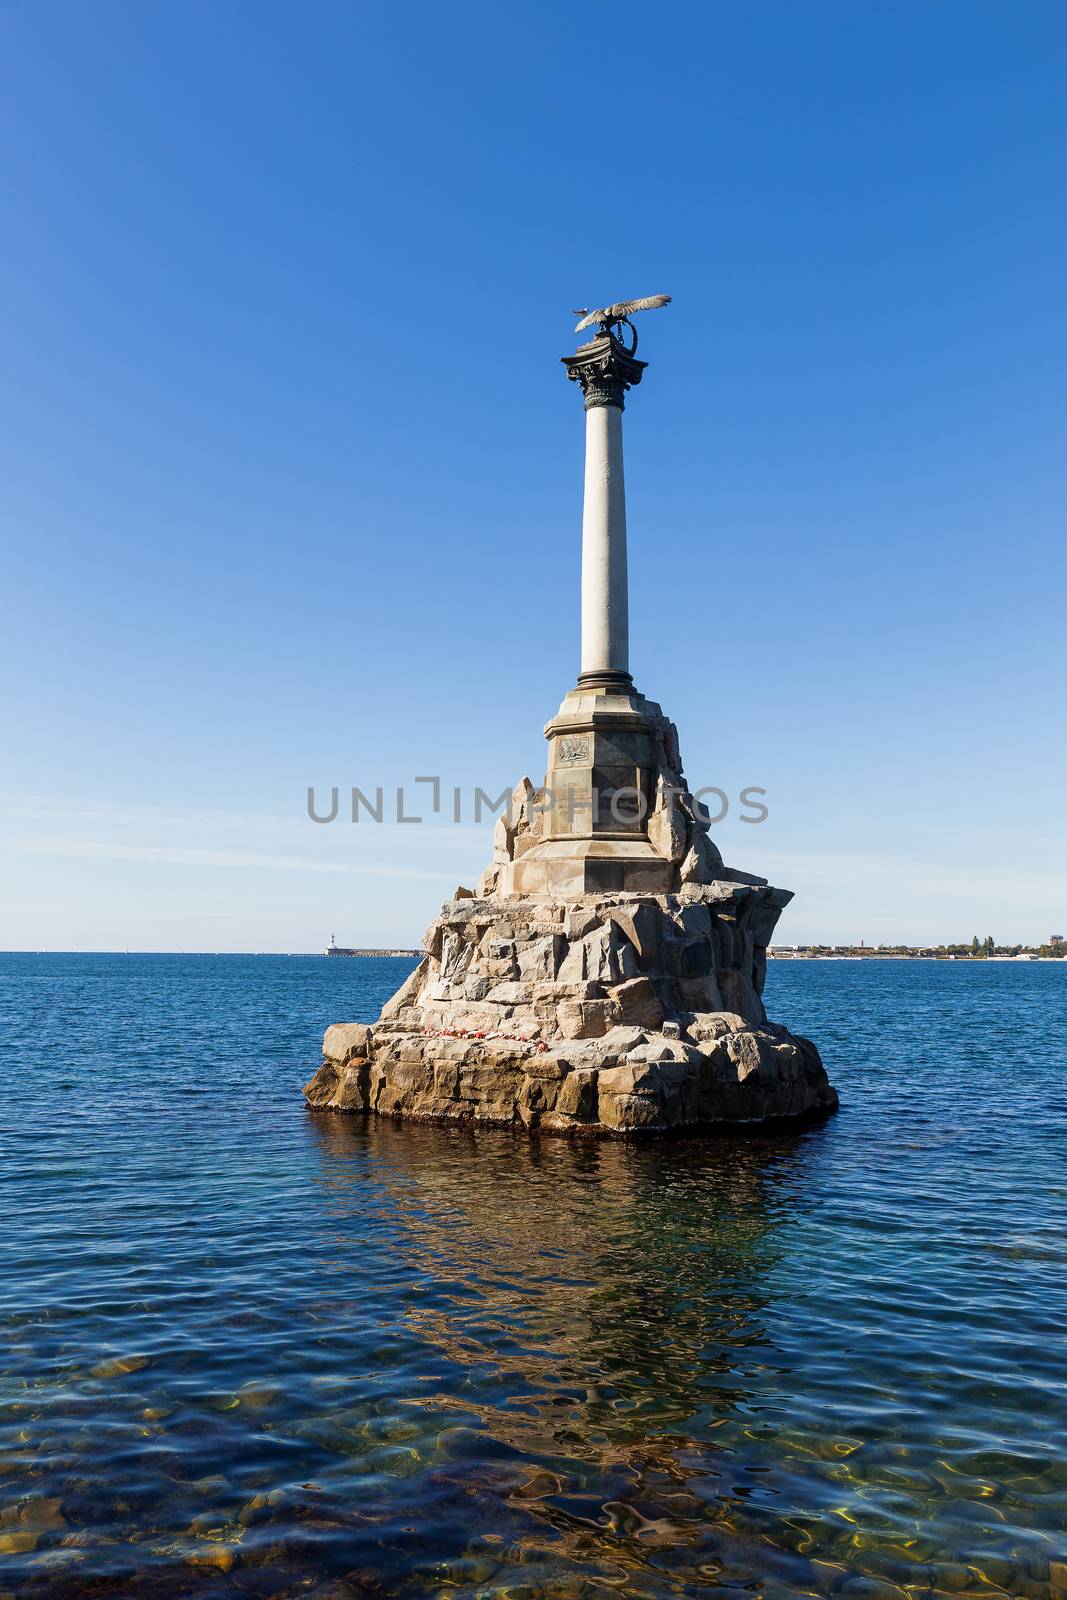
[[2, 0, 1064, 950]]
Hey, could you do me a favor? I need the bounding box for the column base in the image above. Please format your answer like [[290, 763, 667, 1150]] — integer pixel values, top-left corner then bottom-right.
[[576, 668, 635, 692]]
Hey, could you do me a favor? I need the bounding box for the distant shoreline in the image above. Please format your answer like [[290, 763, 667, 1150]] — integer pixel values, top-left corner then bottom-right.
[[3, 949, 1062, 962], [1, 950, 423, 959], [769, 953, 1065, 963]]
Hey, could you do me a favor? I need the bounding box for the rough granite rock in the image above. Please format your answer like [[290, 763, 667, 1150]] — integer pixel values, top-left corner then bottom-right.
[[305, 882, 838, 1136]]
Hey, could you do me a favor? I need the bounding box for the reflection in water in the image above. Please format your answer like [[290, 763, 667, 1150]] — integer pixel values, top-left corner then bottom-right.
[[304, 1118, 839, 1595]]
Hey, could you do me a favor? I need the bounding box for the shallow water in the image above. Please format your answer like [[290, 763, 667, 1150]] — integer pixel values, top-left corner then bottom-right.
[[1, 952, 1065, 1599]]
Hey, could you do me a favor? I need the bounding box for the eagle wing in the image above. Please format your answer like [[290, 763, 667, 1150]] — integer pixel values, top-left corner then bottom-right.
[[607, 294, 672, 318], [574, 294, 672, 333]]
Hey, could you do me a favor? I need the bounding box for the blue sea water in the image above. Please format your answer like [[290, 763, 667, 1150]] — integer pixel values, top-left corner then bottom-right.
[[0, 952, 1065, 1599]]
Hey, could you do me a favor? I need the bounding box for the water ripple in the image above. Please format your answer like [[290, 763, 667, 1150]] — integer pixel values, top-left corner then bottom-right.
[[0, 952, 1065, 1597]]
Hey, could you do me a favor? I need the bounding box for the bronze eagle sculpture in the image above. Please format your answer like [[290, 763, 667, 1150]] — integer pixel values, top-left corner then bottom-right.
[[571, 294, 671, 353]]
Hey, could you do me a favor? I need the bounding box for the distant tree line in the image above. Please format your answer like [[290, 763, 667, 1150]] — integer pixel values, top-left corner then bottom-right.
[[965, 935, 1066, 959], [777, 939, 1066, 958]]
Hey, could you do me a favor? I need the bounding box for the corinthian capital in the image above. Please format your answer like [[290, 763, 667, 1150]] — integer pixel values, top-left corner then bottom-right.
[[561, 332, 648, 411]]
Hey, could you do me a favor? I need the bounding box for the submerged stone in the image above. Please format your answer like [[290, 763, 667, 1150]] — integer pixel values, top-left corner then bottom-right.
[[89, 1355, 149, 1379]]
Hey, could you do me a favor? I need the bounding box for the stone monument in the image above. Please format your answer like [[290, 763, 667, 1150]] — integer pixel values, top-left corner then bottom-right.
[[306, 298, 838, 1134]]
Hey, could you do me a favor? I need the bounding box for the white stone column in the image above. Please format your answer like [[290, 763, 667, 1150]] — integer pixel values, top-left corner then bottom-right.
[[563, 331, 645, 686], [580, 402, 629, 680]]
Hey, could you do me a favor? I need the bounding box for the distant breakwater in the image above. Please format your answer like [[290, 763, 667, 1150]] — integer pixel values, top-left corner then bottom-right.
[[324, 946, 420, 958]]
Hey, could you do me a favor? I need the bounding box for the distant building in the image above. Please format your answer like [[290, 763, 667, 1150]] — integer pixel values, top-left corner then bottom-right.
[[1051, 934, 1064, 944]]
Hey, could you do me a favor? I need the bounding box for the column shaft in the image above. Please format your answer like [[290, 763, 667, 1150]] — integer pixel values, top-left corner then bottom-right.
[[580, 403, 629, 678]]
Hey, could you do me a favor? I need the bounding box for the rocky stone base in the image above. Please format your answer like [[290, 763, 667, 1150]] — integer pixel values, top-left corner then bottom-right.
[[305, 886, 838, 1136], [305, 1013, 834, 1136]]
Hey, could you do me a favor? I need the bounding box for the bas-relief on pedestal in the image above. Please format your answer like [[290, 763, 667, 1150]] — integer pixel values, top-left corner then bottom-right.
[[306, 308, 838, 1135]]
